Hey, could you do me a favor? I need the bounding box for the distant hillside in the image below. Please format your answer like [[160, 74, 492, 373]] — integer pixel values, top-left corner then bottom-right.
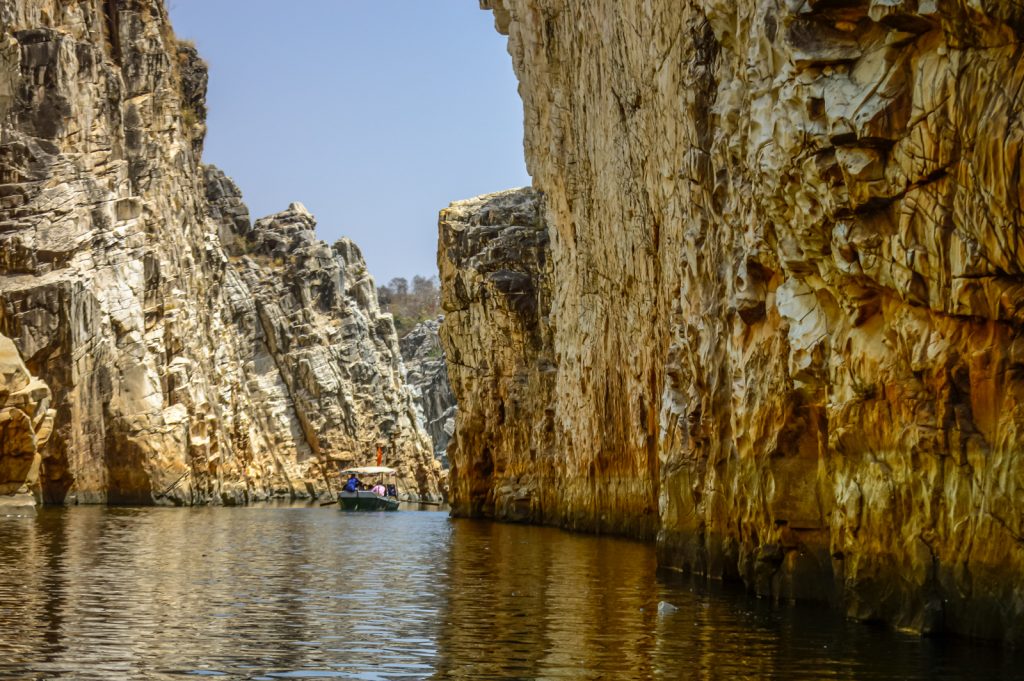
[[378, 276, 441, 337]]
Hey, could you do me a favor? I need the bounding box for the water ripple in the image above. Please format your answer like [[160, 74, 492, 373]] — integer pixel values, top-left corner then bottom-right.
[[0, 507, 1020, 679]]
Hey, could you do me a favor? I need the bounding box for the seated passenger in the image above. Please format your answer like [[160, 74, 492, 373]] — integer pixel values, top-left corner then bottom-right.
[[386, 484, 398, 498], [371, 482, 387, 496], [342, 474, 360, 493]]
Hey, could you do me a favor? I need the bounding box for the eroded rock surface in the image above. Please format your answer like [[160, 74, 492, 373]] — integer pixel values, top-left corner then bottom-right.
[[400, 317, 456, 467], [0, 1, 439, 504], [208, 169, 442, 500], [459, 0, 1024, 639], [440, 188, 564, 525]]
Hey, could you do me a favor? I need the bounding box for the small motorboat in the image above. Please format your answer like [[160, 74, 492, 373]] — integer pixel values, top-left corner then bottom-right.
[[336, 466, 401, 511]]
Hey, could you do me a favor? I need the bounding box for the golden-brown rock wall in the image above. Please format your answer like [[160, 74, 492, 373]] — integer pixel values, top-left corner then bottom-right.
[[457, 0, 1024, 639], [441, 189, 559, 524]]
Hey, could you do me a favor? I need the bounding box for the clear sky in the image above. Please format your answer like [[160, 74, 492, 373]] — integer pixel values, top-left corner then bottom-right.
[[166, 1, 531, 284]]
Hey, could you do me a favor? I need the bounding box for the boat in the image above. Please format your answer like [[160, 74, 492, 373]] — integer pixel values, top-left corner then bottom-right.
[[336, 466, 401, 511]]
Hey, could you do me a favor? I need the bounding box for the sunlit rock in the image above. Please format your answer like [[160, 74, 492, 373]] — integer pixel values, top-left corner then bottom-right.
[[400, 316, 456, 468], [0, 1, 440, 504], [206, 168, 442, 501], [467, 0, 1024, 640]]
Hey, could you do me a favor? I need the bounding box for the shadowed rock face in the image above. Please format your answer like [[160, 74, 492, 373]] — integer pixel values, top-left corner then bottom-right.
[[0, 1, 440, 504], [441, 188, 637, 530], [465, 0, 1024, 640], [400, 317, 456, 468]]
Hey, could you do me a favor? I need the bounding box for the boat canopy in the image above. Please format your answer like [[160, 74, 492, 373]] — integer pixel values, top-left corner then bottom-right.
[[340, 466, 396, 475]]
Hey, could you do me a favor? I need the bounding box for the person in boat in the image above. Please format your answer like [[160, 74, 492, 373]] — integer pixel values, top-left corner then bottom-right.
[[371, 481, 387, 496], [343, 473, 360, 493], [386, 483, 398, 498]]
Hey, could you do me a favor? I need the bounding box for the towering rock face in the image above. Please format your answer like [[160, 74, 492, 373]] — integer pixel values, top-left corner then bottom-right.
[[455, 0, 1024, 639], [0, 1, 440, 504], [399, 316, 456, 467], [440, 189, 560, 523]]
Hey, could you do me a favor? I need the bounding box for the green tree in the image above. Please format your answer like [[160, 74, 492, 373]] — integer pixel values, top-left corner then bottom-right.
[[378, 275, 440, 337]]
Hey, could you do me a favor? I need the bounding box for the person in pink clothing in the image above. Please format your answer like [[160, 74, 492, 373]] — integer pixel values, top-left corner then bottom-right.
[[370, 482, 387, 496]]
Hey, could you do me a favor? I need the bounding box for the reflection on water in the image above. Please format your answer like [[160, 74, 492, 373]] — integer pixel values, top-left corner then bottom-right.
[[0, 507, 1018, 679]]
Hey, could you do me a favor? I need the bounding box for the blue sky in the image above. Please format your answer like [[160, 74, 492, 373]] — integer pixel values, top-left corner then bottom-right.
[[167, 1, 531, 284]]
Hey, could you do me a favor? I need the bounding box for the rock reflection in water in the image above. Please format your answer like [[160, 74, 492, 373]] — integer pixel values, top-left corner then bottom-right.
[[434, 520, 1019, 680], [0, 508, 1019, 680], [435, 519, 658, 678]]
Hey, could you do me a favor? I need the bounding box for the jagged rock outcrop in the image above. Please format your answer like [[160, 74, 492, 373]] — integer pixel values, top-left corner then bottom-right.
[[0, 331, 52, 506], [399, 316, 456, 466], [207, 168, 442, 499], [453, 0, 1024, 640], [0, 1, 440, 504]]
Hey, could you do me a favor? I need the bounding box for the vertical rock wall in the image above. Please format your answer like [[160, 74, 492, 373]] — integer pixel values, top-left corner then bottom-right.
[[452, 0, 1024, 639], [0, 1, 440, 504], [400, 316, 456, 467], [440, 189, 562, 524]]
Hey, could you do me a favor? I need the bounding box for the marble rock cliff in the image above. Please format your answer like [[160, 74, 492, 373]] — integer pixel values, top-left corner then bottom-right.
[[440, 189, 565, 524], [399, 316, 456, 467], [0, 0, 440, 504], [451, 0, 1024, 639], [207, 168, 441, 500]]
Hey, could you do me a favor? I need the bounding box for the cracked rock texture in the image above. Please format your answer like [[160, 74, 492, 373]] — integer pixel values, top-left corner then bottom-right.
[[399, 316, 456, 467], [208, 169, 442, 501], [459, 0, 1024, 640], [0, 0, 440, 505], [440, 188, 563, 525]]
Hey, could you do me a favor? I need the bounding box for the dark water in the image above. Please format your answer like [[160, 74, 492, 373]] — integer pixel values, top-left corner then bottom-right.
[[0, 507, 1019, 680]]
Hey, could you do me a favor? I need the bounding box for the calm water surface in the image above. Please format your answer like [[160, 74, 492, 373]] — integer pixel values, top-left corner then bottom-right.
[[0, 506, 1019, 680]]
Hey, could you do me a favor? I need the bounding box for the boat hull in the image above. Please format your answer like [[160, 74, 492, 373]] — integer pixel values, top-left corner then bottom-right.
[[337, 491, 400, 511]]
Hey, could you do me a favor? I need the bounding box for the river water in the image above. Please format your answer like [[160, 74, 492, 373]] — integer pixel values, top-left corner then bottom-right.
[[0, 506, 1018, 680]]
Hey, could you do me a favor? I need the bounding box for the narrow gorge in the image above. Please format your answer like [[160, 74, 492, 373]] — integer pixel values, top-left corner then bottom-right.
[[2, 0, 1024, 654], [0, 0, 441, 506], [440, 0, 1024, 641]]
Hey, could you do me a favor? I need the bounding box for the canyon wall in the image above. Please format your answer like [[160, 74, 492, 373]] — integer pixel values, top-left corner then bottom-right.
[[450, 0, 1024, 639], [0, 0, 440, 504], [400, 316, 456, 467], [440, 188, 562, 524], [206, 168, 442, 500]]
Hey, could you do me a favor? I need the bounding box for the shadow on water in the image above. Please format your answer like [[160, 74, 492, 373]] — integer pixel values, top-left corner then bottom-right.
[[0, 507, 1019, 680]]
